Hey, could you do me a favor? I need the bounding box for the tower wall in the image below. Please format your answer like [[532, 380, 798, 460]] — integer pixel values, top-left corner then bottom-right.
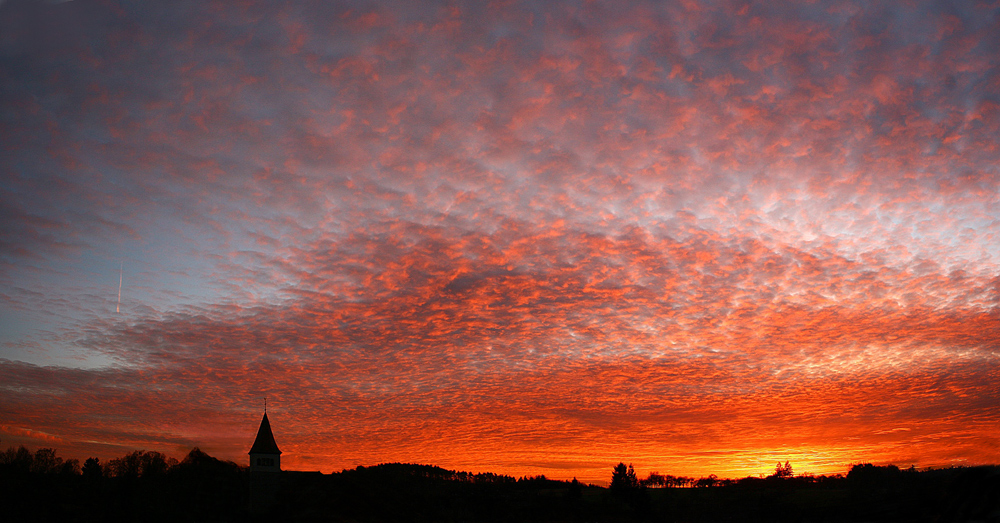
[[249, 452, 281, 472]]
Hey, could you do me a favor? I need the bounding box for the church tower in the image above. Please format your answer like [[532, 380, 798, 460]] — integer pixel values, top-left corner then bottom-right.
[[249, 406, 282, 472]]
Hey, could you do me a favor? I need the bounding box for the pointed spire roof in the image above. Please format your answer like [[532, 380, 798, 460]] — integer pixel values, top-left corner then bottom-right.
[[249, 413, 282, 455]]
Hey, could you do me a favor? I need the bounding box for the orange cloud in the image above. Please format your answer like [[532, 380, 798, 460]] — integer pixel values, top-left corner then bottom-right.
[[1, 0, 998, 485]]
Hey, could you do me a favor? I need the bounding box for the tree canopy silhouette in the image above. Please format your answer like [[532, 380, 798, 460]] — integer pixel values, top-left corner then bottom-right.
[[772, 461, 793, 478], [610, 462, 639, 493]]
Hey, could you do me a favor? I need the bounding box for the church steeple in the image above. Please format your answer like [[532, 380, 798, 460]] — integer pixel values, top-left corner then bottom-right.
[[249, 404, 282, 471], [250, 413, 282, 455]]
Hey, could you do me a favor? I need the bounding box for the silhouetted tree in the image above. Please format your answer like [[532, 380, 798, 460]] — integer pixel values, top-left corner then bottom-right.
[[847, 462, 900, 483], [610, 462, 639, 494], [31, 448, 61, 474], [567, 477, 582, 500], [642, 471, 666, 488], [773, 461, 793, 478], [139, 450, 173, 478], [105, 450, 176, 480], [694, 474, 719, 487], [107, 450, 142, 479], [82, 457, 102, 480], [0, 445, 34, 473]]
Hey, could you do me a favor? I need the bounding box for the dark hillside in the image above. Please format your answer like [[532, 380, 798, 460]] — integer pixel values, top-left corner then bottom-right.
[[2, 446, 998, 522]]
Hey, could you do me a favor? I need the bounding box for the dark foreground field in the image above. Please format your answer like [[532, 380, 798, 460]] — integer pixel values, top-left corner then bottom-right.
[[2, 446, 999, 522]]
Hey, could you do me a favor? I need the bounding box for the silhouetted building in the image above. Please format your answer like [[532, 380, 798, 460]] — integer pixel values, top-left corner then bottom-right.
[[249, 412, 282, 472], [249, 410, 282, 512]]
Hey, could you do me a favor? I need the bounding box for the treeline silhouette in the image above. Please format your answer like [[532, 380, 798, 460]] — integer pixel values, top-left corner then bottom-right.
[[0, 445, 245, 521], [2, 444, 999, 522]]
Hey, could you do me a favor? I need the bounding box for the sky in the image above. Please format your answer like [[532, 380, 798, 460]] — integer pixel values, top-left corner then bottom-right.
[[1, 0, 998, 484]]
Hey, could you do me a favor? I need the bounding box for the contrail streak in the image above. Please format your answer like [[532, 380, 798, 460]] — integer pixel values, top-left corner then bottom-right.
[[117, 262, 122, 314]]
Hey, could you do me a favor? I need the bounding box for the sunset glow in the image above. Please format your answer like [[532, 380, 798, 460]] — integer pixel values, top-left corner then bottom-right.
[[1, 0, 998, 484]]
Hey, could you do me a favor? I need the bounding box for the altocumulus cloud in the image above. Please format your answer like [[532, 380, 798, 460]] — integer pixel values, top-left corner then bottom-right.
[[1, 0, 998, 481]]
